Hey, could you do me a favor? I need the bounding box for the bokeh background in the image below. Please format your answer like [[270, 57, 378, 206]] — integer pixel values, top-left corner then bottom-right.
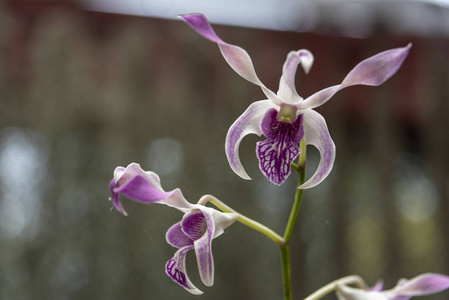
[[1, 0, 449, 299]]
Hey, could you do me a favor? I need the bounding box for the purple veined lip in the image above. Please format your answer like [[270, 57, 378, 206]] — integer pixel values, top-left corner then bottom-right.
[[256, 109, 304, 185]]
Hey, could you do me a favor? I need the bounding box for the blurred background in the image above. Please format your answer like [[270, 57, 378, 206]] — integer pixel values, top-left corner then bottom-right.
[[1, 0, 449, 299]]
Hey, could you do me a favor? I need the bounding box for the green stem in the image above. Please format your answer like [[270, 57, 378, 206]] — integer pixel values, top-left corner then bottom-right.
[[198, 195, 285, 247], [283, 139, 307, 244], [280, 246, 291, 300], [280, 139, 307, 300], [304, 275, 367, 300]]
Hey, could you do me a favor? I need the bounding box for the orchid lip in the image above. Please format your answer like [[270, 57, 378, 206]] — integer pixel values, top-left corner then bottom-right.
[[257, 109, 304, 185]]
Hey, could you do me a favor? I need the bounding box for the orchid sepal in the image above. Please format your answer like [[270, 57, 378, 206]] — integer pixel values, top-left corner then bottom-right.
[[298, 43, 412, 111]]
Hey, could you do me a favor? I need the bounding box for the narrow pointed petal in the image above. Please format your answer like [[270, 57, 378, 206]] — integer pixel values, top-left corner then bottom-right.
[[342, 43, 412, 87], [390, 273, 449, 298], [299, 110, 335, 189], [257, 109, 304, 185], [225, 100, 277, 180], [278, 50, 313, 104], [180, 13, 280, 104], [192, 209, 216, 287], [298, 84, 341, 110], [166, 221, 194, 249], [299, 44, 411, 110], [165, 246, 203, 295]]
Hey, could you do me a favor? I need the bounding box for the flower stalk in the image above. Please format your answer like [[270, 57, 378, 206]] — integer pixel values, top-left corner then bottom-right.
[[280, 139, 307, 300], [198, 195, 285, 247]]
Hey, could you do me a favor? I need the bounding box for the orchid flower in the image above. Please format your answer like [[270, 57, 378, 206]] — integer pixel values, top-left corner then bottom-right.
[[335, 273, 449, 300], [181, 13, 411, 187], [109, 163, 238, 294]]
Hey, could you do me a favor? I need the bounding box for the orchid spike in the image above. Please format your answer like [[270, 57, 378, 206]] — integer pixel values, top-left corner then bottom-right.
[[181, 13, 411, 187], [336, 273, 449, 300], [109, 163, 238, 294]]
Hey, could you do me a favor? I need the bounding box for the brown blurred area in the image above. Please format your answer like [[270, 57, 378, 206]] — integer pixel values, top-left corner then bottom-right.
[[1, 1, 449, 299]]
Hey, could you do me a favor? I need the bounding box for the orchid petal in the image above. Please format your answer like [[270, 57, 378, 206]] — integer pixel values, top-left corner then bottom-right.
[[165, 205, 236, 294], [256, 109, 304, 185], [298, 49, 314, 74], [278, 50, 313, 104], [299, 109, 335, 189], [299, 44, 411, 110], [165, 245, 203, 295], [110, 163, 195, 215], [114, 174, 170, 204], [342, 43, 412, 87], [114, 163, 161, 189], [109, 179, 127, 216], [188, 207, 237, 287], [180, 13, 281, 105], [162, 188, 196, 213], [370, 280, 385, 292], [225, 100, 277, 180], [192, 210, 215, 287], [166, 221, 194, 249], [336, 284, 386, 300], [389, 273, 449, 298], [181, 211, 208, 241]]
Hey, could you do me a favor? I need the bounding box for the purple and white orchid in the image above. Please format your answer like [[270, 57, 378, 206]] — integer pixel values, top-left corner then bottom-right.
[[109, 163, 238, 294], [181, 13, 411, 187], [336, 273, 449, 300]]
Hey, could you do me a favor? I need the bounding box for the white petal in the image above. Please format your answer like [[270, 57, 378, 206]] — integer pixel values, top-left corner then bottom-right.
[[299, 110, 335, 189], [225, 100, 277, 180], [192, 206, 237, 287], [298, 49, 314, 74], [163, 188, 196, 213], [277, 50, 313, 104]]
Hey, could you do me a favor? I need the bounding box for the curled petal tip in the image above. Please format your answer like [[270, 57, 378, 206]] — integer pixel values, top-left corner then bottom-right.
[[299, 49, 314, 74]]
